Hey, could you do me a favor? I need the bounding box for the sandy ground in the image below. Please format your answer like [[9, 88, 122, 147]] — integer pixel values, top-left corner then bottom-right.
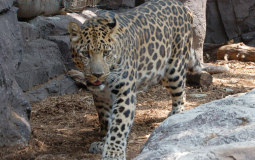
[[1, 60, 255, 160]]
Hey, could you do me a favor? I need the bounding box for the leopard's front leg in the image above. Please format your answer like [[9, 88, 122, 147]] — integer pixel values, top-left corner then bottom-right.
[[102, 86, 137, 160], [89, 94, 113, 154]]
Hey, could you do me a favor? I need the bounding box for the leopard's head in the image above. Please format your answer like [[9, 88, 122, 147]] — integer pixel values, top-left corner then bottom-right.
[[67, 17, 121, 91]]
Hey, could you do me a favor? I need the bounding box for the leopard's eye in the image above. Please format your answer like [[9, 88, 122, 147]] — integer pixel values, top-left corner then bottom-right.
[[80, 50, 89, 57], [103, 50, 111, 57]]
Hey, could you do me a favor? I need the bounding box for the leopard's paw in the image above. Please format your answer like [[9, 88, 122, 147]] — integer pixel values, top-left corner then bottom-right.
[[168, 107, 184, 117], [89, 141, 104, 154], [102, 150, 126, 160], [67, 69, 86, 85], [67, 69, 83, 77]]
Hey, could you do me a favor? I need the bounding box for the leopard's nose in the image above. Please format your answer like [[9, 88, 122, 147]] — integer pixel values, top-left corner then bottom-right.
[[93, 73, 104, 78]]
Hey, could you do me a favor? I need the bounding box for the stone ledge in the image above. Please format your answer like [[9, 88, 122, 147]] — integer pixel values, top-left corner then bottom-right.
[[25, 74, 77, 103], [135, 89, 255, 160]]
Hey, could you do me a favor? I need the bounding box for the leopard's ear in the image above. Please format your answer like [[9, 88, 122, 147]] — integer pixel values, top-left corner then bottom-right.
[[106, 18, 124, 41], [107, 18, 117, 30], [67, 22, 81, 42]]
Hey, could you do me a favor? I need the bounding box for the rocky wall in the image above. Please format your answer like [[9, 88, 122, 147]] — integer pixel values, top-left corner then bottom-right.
[[17, 14, 90, 102], [0, 2, 99, 147], [0, 2, 31, 147], [205, 0, 255, 46]]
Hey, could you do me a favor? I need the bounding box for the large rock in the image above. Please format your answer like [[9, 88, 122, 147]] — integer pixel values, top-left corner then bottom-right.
[[205, 0, 255, 46], [64, 0, 101, 12], [14, 10, 99, 102], [47, 36, 76, 70], [0, 0, 99, 148], [0, 0, 12, 12], [218, 0, 255, 41], [0, 7, 31, 147], [15, 39, 65, 92], [217, 0, 238, 41], [122, 0, 135, 8], [21, 12, 91, 41], [134, 89, 255, 160], [19, 22, 40, 42], [25, 74, 77, 102], [205, 0, 229, 44], [28, 15, 82, 38], [14, 0, 64, 19], [16, 15, 84, 102], [98, 0, 122, 10]]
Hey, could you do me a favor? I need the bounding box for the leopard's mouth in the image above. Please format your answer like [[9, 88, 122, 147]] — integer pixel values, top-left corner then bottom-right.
[[86, 80, 105, 91], [87, 80, 104, 86], [92, 80, 102, 86]]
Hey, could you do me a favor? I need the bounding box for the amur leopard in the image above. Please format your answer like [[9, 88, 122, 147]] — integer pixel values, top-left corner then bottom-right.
[[67, 0, 201, 159]]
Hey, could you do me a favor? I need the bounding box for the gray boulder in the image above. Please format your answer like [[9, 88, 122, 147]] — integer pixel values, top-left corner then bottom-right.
[[98, 0, 122, 10], [122, 0, 135, 8], [0, 0, 99, 148], [0, 6, 31, 147], [64, 0, 101, 12], [15, 39, 65, 92], [14, 0, 64, 19], [15, 13, 92, 102], [19, 22, 40, 42], [134, 89, 255, 160], [206, 0, 255, 46], [205, 0, 229, 44], [0, 0, 12, 12], [29, 15, 82, 38], [25, 74, 77, 102], [47, 36, 76, 70]]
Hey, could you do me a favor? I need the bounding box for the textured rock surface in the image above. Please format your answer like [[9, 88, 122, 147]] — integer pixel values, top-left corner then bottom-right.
[[206, 0, 255, 46], [122, 0, 136, 7], [16, 13, 91, 102], [15, 39, 65, 92], [205, 0, 229, 44], [29, 15, 82, 38], [19, 22, 40, 42], [98, 0, 122, 10], [64, 0, 101, 12], [0, 1, 99, 148], [0, 0, 12, 12], [0, 6, 31, 147], [47, 36, 76, 70], [134, 89, 255, 160], [25, 74, 77, 102], [14, 0, 64, 18]]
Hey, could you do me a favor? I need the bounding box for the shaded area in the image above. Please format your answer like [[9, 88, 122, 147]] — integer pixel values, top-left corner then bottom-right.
[[0, 6, 31, 148]]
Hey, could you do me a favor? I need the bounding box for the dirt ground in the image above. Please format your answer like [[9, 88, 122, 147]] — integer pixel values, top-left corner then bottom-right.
[[1, 60, 255, 160]]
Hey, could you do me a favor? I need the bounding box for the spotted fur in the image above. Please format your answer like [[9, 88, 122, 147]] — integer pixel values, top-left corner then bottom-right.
[[67, 0, 200, 159]]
